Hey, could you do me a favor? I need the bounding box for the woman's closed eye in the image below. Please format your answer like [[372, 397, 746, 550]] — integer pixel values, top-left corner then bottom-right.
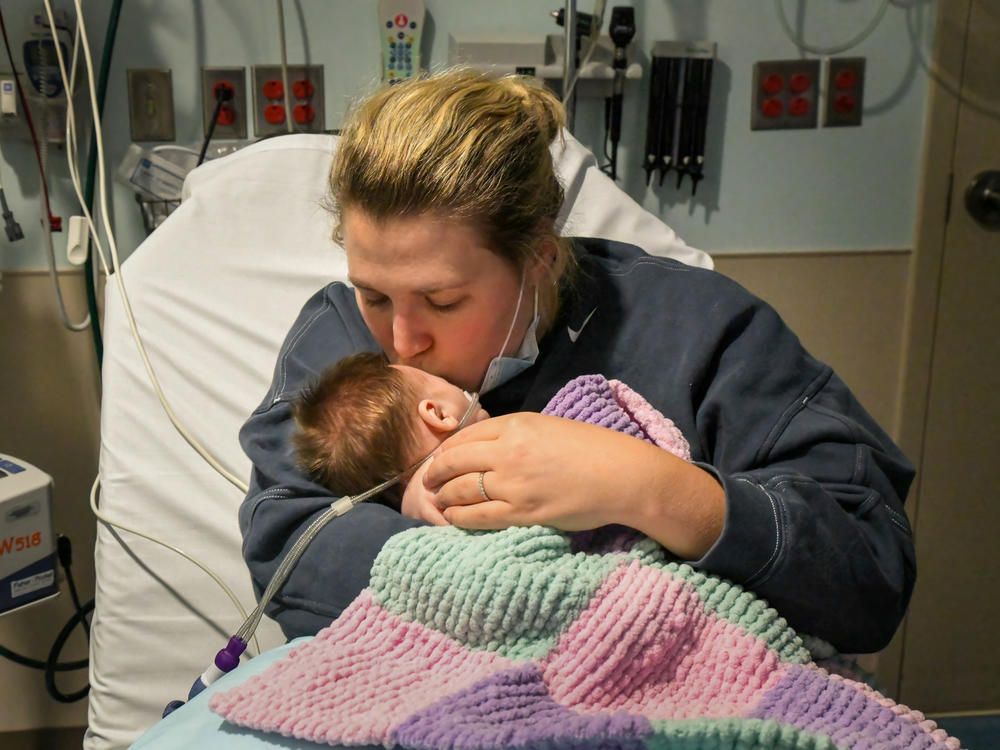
[[426, 296, 464, 312], [360, 294, 390, 309]]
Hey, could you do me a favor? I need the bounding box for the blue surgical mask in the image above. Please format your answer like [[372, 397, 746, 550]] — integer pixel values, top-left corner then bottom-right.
[[479, 275, 540, 395]]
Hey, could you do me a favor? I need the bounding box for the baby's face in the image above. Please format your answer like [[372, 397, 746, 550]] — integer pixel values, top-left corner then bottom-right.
[[392, 365, 491, 511]]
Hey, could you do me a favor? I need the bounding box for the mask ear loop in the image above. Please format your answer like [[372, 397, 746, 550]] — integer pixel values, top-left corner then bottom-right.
[[491, 268, 528, 371]]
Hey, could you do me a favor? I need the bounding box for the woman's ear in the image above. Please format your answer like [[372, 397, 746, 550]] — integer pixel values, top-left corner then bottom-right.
[[417, 399, 460, 434], [528, 235, 561, 287]]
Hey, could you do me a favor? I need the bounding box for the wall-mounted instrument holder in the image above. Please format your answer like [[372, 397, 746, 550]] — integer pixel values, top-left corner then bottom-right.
[[645, 41, 716, 195]]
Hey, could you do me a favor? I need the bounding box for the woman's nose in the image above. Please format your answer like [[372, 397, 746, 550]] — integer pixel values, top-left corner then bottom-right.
[[392, 315, 431, 360]]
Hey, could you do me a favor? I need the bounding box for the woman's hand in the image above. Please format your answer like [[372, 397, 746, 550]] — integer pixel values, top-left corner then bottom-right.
[[423, 413, 726, 559], [400, 459, 451, 526]]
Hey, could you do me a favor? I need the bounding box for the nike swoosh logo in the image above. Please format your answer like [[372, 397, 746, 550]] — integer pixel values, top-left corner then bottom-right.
[[567, 308, 597, 343]]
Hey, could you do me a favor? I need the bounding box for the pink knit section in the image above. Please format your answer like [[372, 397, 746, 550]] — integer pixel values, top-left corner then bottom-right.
[[608, 379, 691, 460], [541, 560, 784, 719], [208, 590, 520, 746]]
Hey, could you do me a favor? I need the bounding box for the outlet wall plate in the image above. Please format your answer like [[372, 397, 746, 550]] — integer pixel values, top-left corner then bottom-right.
[[824, 57, 865, 127], [251, 64, 325, 137], [127, 69, 175, 141], [751, 59, 820, 131], [201, 66, 247, 140]]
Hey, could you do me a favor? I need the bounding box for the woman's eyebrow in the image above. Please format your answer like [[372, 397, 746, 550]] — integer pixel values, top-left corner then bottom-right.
[[348, 277, 466, 295]]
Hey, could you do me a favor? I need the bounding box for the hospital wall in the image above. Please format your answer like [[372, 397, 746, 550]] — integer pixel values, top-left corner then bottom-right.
[[0, 0, 935, 742]]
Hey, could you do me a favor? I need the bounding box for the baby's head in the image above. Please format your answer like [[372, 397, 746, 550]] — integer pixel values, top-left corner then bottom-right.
[[292, 352, 489, 498]]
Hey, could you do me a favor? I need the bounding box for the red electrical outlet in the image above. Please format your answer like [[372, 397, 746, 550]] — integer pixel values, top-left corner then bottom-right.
[[751, 59, 820, 131], [824, 57, 865, 127], [251, 64, 324, 137], [201, 67, 247, 139]]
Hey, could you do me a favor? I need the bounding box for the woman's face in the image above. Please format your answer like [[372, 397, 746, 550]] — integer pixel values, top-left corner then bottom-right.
[[343, 209, 537, 392]]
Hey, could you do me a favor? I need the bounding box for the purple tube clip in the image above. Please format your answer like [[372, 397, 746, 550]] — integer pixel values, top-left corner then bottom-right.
[[214, 636, 247, 673]]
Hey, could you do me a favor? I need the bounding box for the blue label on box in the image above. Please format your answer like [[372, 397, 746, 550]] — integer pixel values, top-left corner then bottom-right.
[[0, 554, 57, 614], [0, 458, 25, 474]]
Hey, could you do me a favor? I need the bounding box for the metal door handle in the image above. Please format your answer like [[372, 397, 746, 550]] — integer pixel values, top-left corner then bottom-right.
[[965, 170, 1000, 229]]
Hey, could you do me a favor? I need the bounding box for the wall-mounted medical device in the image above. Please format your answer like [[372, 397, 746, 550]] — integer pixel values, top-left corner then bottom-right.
[[379, 0, 425, 85], [0, 454, 58, 617], [644, 41, 716, 195]]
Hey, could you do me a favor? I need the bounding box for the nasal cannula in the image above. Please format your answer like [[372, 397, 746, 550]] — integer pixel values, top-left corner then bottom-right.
[[162, 390, 483, 716]]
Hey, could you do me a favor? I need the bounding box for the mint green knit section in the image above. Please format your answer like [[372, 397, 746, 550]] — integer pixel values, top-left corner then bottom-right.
[[628, 538, 809, 665], [645, 718, 842, 750], [369, 526, 621, 660]]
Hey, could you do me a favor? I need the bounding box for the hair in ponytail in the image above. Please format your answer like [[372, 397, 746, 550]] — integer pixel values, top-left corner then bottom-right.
[[329, 68, 573, 284]]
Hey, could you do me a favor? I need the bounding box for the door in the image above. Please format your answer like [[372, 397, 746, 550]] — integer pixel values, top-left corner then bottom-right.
[[894, 0, 1000, 713]]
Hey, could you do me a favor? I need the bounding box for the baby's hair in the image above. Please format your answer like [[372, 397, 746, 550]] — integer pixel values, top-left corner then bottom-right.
[[329, 67, 574, 283], [292, 352, 418, 496]]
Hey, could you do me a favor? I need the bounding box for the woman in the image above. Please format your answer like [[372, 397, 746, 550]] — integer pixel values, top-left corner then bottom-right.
[[239, 69, 915, 654]]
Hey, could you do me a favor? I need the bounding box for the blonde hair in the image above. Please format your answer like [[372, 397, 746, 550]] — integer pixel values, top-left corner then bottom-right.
[[293, 352, 418, 497], [329, 68, 574, 285]]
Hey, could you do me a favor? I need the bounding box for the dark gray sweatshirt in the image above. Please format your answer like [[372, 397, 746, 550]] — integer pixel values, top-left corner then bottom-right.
[[238, 238, 915, 653]]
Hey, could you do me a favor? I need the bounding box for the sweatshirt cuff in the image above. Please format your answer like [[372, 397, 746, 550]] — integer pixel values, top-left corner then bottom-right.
[[687, 463, 782, 586]]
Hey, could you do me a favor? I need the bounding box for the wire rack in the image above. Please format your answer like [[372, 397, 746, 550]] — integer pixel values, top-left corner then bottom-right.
[[135, 193, 180, 236]]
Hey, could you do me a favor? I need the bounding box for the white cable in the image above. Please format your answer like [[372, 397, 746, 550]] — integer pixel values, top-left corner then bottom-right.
[[57, 0, 249, 493], [48, 0, 259, 647], [38, 106, 90, 331], [89, 477, 261, 656], [774, 0, 891, 56], [41, 1, 110, 277], [276, 0, 293, 134]]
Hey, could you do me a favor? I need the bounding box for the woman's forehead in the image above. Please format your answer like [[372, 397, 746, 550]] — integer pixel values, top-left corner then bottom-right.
[[344, 211, 514, 290]]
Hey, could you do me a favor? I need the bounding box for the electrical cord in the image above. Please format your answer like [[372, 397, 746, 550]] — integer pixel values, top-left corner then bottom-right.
[[79, 0, 124, 371], [40, 1, 260, 648], [197, 84, 233, 166], [0, 536, 93, 704], [39, 107, 91, 332], [44, 0, 250, 494], [774, 0, 891, 56], [88, 477, 261, 656]]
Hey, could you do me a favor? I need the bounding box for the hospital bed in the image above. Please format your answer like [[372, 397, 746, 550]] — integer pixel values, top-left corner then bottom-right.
[[85, 131, 711, 749]]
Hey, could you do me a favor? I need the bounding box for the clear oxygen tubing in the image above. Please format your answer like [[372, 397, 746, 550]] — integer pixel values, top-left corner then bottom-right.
[[163, 391, 483, 716]]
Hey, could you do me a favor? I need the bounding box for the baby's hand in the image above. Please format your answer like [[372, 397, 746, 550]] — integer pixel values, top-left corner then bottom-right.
[[400, 458, 450, 526]]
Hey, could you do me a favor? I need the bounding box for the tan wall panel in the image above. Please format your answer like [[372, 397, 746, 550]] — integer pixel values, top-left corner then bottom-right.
[[0, 271, 100, 730], [713, 251, 910, 437]]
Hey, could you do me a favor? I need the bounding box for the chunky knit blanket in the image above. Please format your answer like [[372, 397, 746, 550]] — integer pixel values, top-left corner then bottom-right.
[[211, 376, 961, 750]]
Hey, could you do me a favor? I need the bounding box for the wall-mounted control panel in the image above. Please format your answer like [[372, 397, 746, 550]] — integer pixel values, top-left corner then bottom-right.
[[251, 64, 325, 137], [751, 59, 821, 131]]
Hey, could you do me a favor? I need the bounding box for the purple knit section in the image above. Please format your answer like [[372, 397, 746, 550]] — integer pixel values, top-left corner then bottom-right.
[[541, 374, 650, 442], [394, 663, 650, 750], [750, 665, 953, 750], [543, 374, 690, 555]]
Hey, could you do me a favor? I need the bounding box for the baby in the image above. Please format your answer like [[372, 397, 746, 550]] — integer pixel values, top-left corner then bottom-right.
[[292, 352, 489, 523]]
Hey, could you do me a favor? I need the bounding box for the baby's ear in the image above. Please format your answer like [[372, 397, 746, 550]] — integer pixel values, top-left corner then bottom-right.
[[417, 399, 459, 434]]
